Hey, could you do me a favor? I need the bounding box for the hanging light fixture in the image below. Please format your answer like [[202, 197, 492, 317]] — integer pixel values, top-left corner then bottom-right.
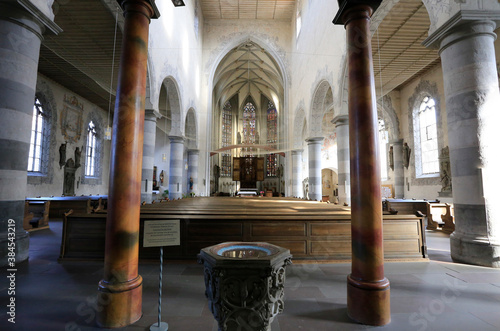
[[105, 8, 119, 140]]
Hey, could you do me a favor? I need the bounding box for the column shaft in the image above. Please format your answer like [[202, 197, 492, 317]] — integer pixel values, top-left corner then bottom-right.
[[169, 136, 185, 199], [337, 3, 390, 326], [392, 140, 404, 198], [97, 0, 158, 327], [0, 3, 45, 266], [439, 20, 500, 267], [306, 137, 323, 201], [141, 109, 157, 203], [291, 149, 303, 198], [333, 115, 350, 205], [188, 149, 199, 195]]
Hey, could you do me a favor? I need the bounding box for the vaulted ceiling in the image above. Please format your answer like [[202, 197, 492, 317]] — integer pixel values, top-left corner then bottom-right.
[[213, 41, 284, 109]]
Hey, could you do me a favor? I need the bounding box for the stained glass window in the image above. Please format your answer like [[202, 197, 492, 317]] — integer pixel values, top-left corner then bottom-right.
[[266, 101, 278, 176], [221, 101, 232, 176], [85, 121, 97, 177], [28, 98, 45, 172], [418, 96, 439, 174], [242, 101, 256, 156]]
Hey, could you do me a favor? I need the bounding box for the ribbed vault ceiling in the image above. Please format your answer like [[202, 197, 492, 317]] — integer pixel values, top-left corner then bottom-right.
[[214, 41, 284, 108]]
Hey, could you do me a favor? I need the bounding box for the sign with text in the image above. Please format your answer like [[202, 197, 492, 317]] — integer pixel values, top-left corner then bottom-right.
[[143, 220, 180, 247]]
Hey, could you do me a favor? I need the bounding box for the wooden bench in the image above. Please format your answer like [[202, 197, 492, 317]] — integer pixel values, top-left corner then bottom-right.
[[23, 200, 50, 231], [26, 195, 107, 218], [59, 212, 427, 262], [426, 203, 454, 233]]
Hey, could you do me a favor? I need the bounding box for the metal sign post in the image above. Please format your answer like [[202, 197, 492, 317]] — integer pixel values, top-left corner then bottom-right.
[[144, 220, 181, 331]]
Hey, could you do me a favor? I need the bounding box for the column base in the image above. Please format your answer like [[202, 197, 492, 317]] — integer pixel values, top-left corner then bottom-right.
[[97, 275, 143, 328], [347, 274, 391, 326], [450, 233, 500, 268]]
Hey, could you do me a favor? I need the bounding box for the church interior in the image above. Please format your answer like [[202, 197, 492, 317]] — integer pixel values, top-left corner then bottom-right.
[[1, 0, 500, 330]]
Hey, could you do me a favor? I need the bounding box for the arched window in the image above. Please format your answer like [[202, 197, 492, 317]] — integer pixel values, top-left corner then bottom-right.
[[242, 101, 256, 156], [378, 118, 389, 181], [221, 101, 232, 176], [28, 98, 46, 172], [85, 121, 97, 177], [417, 96, 439, 175], [266, 101, 278, 177]]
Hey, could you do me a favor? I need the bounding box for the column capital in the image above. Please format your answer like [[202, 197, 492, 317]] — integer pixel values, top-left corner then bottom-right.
[[423, 11, 500, 50], [188, 149, 200, 155], [117, 0, 160, 19], [333, 0, 382, 25], [291, 149, 303, 155], [305, 137, 324, 145], [145, 109, 160, 121], [169, 135, 185, 143], [332, 114, 349, 127], [389, 139, 403, 145]]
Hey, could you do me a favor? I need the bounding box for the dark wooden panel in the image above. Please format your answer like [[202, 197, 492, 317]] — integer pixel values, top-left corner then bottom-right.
[[187, 222, 243, 237], [310, 222, 351, 236], [251, 223, 306, 237]]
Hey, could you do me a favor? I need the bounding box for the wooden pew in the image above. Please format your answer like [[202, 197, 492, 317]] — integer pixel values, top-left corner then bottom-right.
[[23, 200, 50, 231], [441, 203, 454, 234], [26, 195, 107, 218]]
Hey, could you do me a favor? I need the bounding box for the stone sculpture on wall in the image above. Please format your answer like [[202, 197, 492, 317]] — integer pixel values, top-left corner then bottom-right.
[[403, 142, 411, 169], [62, 146, 82, 196], [388, 145, 394, 171], [439, 146, 452, 195], [59, 142, 67, 169]]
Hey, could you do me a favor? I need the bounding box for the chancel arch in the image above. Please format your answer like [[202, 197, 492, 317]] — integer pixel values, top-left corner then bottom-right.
[[210, 40, 285, 196]]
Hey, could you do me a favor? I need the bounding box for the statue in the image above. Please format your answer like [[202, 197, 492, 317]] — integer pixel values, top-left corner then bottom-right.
[[439, 146, 452, 192], [403, 142, 411, 169], [63, 158, 76, 196], [255, 132, 260, 144], [74, 146, 82, 168], [159, 170, 164, 185], [388, 146, 394, 171], [237, 132, 242, 145], [59, 142, 67, 169], [189, 176, 194, 191]]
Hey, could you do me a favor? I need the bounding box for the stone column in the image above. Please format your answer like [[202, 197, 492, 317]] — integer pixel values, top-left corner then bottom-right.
[[306, 137, 323, 201], [291, 149, 303, 198], [140, 109, 159, 203], [188, 149, 199, 195], [425, 19, 500, 268], [334, 1, 390, 325], [0, 2, 60, 266], [169, 136, 185, 200], [332, 115, 350, 205], [97, 1, 159, 328], [391, 139, 404, 198]]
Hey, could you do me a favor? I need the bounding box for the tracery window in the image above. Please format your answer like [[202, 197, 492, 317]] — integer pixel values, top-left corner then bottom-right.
[[221, 101, 232, 176], [378, 118, 389, 181], [85, 121, 97, 177], [266, 101, 278, 177], [28, 98, 46, 172], [417, 96, 439, 174], [242, 101, 256, 156]]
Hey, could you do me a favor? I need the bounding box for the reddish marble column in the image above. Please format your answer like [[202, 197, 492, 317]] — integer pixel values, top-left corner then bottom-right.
[[97, 0, 158, 328], [334, 2, 390, 326]]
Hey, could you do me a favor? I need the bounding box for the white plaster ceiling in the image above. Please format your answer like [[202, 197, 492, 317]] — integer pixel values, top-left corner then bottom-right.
[[200, 0, 296, 20]]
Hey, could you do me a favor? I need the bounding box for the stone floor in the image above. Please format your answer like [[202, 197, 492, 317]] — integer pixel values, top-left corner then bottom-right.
[[2, 220, 500, 330]]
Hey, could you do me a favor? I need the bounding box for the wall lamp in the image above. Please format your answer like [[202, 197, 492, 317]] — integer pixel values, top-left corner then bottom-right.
[[171, 0, 185, 6]]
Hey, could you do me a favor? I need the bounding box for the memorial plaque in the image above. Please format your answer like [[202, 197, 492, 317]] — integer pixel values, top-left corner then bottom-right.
[[143, 220, 180, 247]]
